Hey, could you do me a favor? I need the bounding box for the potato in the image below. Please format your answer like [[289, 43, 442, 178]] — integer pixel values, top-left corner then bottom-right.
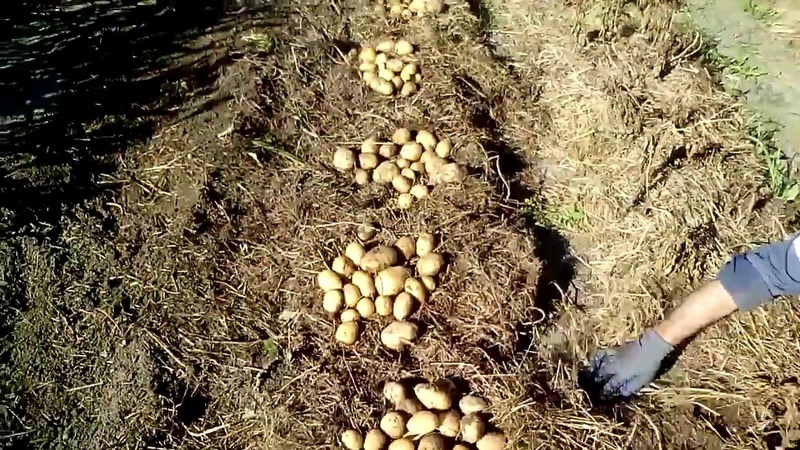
[[400, 142, 423, 161], [408, 0, 425, 12], [376, 52, 388, 67], [341, 429, 363, 450], [414, 73, 423, 83], [393, 292, 415, 320], [477, 432, 506, 450], [359, 153, 380, 171], [460, 414, 485, 444], [419, 149, 435, 165], [394, 236, 416, 260], [421, 275, 437, 291], [335, 321, 359, 344], [373, 79, 395, 96], [413, 383, 451, 410], [352, 270, 377, 298], [417, 253, 444, 276], [359, 61, 378, 73], [395, 39, 414, 56], [375, 161, 401, 184], [323, 290, 344, 313], [359, 47, 377, 62], [360, 246, 399, 273], [400, 63, 418, 81], [381, 321, 419, 350], [404, 277, 428, 302], [392, 175, 412, 194], [356, 297, 376, 318], [396, 398, 424, 415], [379, 143, 398, 158], [400, 81, 418, 97], [344, 242, 367, 265], [409, 184, 429, 199], [388, 438, 415, 450], [376, 266, 411, 296], [357, 221, 378, 241], [415, 130, 437, 151], [397, 193, 414, 209], [375, 295, 394, 316], [433, 163, 466, 184], [416, 232, 436, 256], [363, 429, 388, 450], [385, 58, 403, 73], [432, 138, 451, 158], [317, 270, 343, 291], [376, 39, 395, 53], [410, 161, 425, 173], [333, 147, 356, 171], [380, 411, 406, 439], [378, 68, 395, 81], [363, 71, 378, 84], [389, 2, 404, 15], [402, 8, 413, 18], [340, 308, 361, 322], [354, 168, 371, 185], [459, 395, 489, 414], [400, 168, 417, 182], [383, 381, 408, 404], [391, 76, 404, 90], [426, 0, 444, 13], [332, 256, 357, 277], [396, 158, 410, 169], [392, 128, 412, 145], [424, 154, 447, 175], [343, 284, 363, 307], [406, 410, 439, 436], [438, 410, 461, 437], [360, 137, 378, 154], [418, 434, 446, 450], [453, 446, 471, 450]]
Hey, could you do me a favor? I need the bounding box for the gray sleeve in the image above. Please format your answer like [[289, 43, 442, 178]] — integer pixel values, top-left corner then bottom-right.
[[718, 233, 800, 310]]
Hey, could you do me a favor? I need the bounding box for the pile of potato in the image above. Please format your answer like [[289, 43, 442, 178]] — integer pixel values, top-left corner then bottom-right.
[[385, 0, 445, 18], [358, 39, 421, 97], [332, 127, 467, 209], [340, 378, 506, 450], [317, 226, 447, 349]]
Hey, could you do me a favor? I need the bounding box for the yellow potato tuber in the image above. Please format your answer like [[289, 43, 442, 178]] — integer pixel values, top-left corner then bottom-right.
[[409, 184, 429, 199], [352, 270, 377, 298], [335, 321, 359, 344], [393, 236, 416, 260], [360, 246, 400, 273], [397, 193, 414, 209], [393, 292, 415, 320], [332, 256, 357, 277], [404, 277, 428, 302], [416, 232, 436, 256], [362, 136, 379, 154], [392, 175, 413, 194], [356, 297, 376, 318], [343, 284, 362, 308], [421, 275, 437, 291], [406, 410, 439, 436], [333, 147, 356, 171], [380, 321, 419, 350], [379, 143, 398, 158], [418, 434, 446, 450], [364, 429, 388, 450], [375, 295, 394, 316], [317, 270, 343, 291], [375, 161, 402, 184], [323, 290, 344, 313], [341, 429, 363, 450], [416, 253, 444, 276], [345, 242, 367, 266], [400, 82, 417, 97], [438, 410, 461, 437], [459, 395, 489, 414], [388, 438, 415, 450], [415, 130, 437, 151], [383, 381, 408, 404], [386, 58, 404, 72], [376, 40, 395, 53], [434, 139, 452, 158], [359, 47, 377, 62], [376, 266, 411, 296], [396, 398, 424, 415], [400, 168, 417, 182], [395, 39, 414, 56], [392, 128, 412, 145], [413, 383, 451, 410], [400, 63, 418, 82], [400, 142, 423, 161], [380, 411, 407, 439], [340, 309, 361, 322], [460, 414, 485, 444], [477, 432, 506, 450], [354, 169, 371, 185], [357, 221, 378, 241]]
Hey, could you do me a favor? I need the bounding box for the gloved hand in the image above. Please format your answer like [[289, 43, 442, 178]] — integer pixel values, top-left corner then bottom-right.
[[580, 329, 674, 399]]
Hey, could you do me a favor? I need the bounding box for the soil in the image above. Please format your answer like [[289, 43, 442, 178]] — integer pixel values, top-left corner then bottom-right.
[[2, 0, 800, 450]]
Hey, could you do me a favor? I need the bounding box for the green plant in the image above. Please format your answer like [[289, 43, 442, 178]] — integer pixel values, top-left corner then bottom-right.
[[522, 198, 586, 230], [748, 117, 800, 201]]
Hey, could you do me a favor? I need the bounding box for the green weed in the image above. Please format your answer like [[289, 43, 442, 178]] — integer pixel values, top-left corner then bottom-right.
[[523, 198, 586, 231], [748, 117, 800, 201], [742, 0, 780, 24]]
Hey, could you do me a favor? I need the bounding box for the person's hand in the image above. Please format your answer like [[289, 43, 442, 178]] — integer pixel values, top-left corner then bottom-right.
[[580, 329, 674, 399]]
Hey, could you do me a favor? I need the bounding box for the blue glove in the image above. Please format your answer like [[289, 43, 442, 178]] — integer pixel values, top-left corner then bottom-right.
[[582, 329, 674, 399]]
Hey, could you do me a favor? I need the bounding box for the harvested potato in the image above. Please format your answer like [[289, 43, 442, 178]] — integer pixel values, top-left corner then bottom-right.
[[460, 414, 485, 444], [406, 410, 439, 436], [352, 271, 377, 298], [394, 236, 416, 260], [360, 47, 377, 62], [409, 161, 425, 172], [392, 175, 413, 193], [413, 383, 451, 410], [341, 429, 363, 450], [401, 7, 413, 18], [359, 153, 380, 170], [388, 438, 415, 450], [426, 0, 445, 13], [358, 221, 378, 241], [414, 73, 423, 83], [378, 68, 395, 81], [391, 76, 404, 90], [433, 162, 466, 184], [376, 39, 395, 53], [395, 39, 414, 56], [459, 395, 488, 414], [375, 295, 394, 316], [418, 434, 446, 450], [332, 256, 357, 277], [359, 61, 378, 73], [400, 63, 418, 82], [381, 321, 419, 350], [400, 142, 423, 161], [345, 242, 367, 265], [343, 284, 362, 307], [317, 270, 343, 291], [415, 130, 437, 151], [323, 290, 344, 313], [409, 184, 429, 199], [477, 432, 506, 450], [424, 154, 447, 175], [393, 292, 415, 320], [383, 381, 408, 404], [396, 398, 424, 415], [333, 147, 356, 171], [400, 82, 417, 97], [340, 308, 361, 322], [408, 0, 425, 13], [400, 168, 417, 182], [417, 253, 444, 276], [354, 169, 371, 185], [375, 161, 401, 184], [416, 232, 436, 256], [404, 277, 428, 302], [363, 71, 378, 84], [376, 266, 411, 296], [397, 193, 414, 209], [434, 139, 452, 158], [362, 136, 379, 154], [396, 158, 410, 169], [335, 321, 359, 344], [453, 446, 471, 450], [361, 246, 399, 273], [438, 410, 461, 437], [392, 128, 412, 145], [356, 297, 376, 318], [376, 52, 388, 67], [386, 58, 404, 72], [380, 411, 406, 439], [379, 143, 398, 158], [389, 2, 404, 15], [373, 79, 395, 95], [421, 275, 437, 291], [364, 429, 388, 450], [419, 149, 435, 165]]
